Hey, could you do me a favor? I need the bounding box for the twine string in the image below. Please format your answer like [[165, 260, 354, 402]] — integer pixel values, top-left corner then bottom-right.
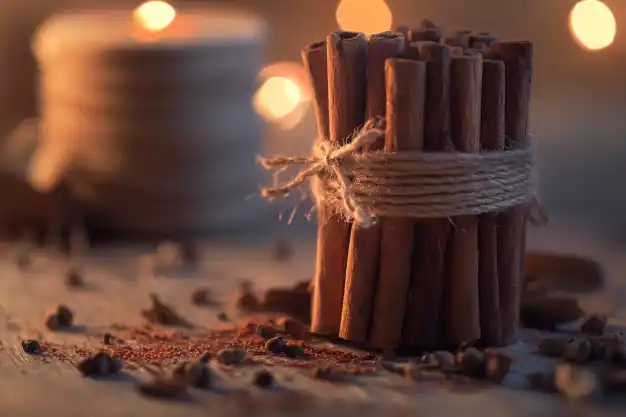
[[258, 118, 547, 227]]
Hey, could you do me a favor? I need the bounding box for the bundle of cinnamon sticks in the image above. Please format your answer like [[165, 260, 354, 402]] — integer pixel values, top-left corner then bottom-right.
[[302, 20, 533, 351]]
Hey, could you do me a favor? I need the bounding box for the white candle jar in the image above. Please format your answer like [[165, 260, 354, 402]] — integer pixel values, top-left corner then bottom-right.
[[31, 6, 269, 238]]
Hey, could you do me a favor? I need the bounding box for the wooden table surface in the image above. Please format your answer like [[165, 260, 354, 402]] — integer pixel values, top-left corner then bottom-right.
[[0, 217, 624, 417]]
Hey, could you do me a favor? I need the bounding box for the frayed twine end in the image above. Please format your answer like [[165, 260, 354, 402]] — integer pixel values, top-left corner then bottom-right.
[[257, 117, 549, 228]]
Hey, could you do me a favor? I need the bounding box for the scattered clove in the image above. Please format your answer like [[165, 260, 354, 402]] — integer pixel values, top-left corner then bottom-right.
[[21, 339, 40, 353], [271, 239, 293, 261], [455, 347, 485, 378], [215, 348, 246, 365], [64, 268, 84, 288], [252, 369, 275, 389], [422, 351, 456, 373], [77, 351, 123, 377], [563, 338, 592, 364], [265, 337, 287, 354], [56, 305, 74, 326], [45, 314, 59, 330], [137, 378, 188, 399], [191, 288, 212, 306], [277, 317, 308, 340], [257, 325, 278, 340], [579, 315, 607, 336], [555, 363, 601, 401], [236, 292, 261, 311], [235, 281, 261, 312], [103, 332, 123, 345], [141, 294, 193, 328], [311, 365, 341, 382], [45, 304, 74, 330], [284, 344, 305, 358], [591, 333, 624, 362], [457, 340, 480, 352], [537, 336, 570, 357], [484, 350, 512, 383], [172, 361, 212, 388]]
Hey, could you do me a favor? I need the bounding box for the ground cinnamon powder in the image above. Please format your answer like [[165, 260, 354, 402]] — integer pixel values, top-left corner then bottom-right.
[[40, 325, 377, 371]]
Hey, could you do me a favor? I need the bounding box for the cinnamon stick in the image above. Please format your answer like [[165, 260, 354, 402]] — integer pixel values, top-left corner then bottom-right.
[[442, 52, 483, 346], [395, 25, 410, 36], [470, 33, 497, 48], [369, 58, 426, 350], [301, 40, 338, 336], [340, 32, 404, 343], [442, 36, 469, 49], [442, 30, 471, 49], [490, 41, 533, 344], [420, 19, 439, 30], [477, 59, 505, 346], [408, 28, 441, 43], [302, 41, 330, 139], [314, 32, 367, 338], [394, 26, 410, 48], [449, 47, 464, 58], [402, 42, 453, 349], [469, 42, 488, 53]]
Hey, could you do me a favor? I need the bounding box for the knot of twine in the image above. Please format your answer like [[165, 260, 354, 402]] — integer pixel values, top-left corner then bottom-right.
[[258, 118, 547, 228]]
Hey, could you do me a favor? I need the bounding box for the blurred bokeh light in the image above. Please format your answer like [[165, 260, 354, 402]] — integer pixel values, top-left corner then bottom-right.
[[335, 0, 393, 34], [569, 0, 616, 51], [133, 1, 176, 32], [254, 61, 311, 130]]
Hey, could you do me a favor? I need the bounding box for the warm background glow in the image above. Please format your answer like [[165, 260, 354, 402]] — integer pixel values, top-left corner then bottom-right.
[[256, 77, 300, 119], [335, 0, 393, 34], [134, 0, 176, 32], [569, 0, 616, 51], [253, 62, 311, 130]]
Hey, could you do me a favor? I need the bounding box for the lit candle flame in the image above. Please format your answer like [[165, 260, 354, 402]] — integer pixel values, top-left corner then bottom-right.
[[134, 1, 176, 33], [569, 0, 616, 51]]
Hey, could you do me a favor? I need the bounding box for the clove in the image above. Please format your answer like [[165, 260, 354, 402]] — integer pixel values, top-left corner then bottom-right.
[[141, 294, 193, 328]]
